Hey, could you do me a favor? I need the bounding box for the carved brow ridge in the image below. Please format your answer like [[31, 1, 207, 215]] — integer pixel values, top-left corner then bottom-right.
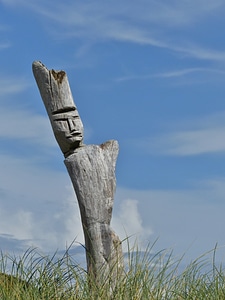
[[52, 107, 76, 115]]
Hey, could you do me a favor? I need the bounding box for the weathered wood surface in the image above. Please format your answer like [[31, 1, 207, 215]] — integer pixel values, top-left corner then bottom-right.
[[32, 61, 84, 157], [65, 141, 123, 281], [32, 61, 123, 287]]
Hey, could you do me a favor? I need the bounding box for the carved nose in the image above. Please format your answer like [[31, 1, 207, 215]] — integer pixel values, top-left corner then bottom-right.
[[68, 119, 76, 132]]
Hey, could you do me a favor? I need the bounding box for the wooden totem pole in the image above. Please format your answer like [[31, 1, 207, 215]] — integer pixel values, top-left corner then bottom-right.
[[32, 61, 123, 287]]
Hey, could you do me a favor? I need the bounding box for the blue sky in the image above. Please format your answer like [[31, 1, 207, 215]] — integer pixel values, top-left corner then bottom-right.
[[1, 0, 225, 263]]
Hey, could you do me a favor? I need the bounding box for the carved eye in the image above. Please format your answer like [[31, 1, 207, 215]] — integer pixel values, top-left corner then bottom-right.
[[54, 120, 69, 131]]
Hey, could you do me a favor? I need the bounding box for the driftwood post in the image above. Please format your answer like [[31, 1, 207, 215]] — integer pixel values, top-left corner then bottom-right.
[[32, 61, 123, 288]]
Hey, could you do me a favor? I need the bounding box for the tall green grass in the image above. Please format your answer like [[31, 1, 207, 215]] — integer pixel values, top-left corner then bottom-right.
[[0, 242, 224, 299]]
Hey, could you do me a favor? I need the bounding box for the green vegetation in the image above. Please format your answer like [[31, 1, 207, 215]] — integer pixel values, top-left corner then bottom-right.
[[0, 242, 225, 299]]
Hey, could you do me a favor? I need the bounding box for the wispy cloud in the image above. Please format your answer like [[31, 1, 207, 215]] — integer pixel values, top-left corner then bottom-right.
[[154, 127, 225, 156], [135, 112, 225, 156], [115, 68, 225, 83], [0, 42, 10, 50], [3, 1, 225, 63], [0, 76, 29, 95], [0, 74, 57, 149], [0, 106, 56, 150], [16, 0, 225, 29], [0, 22, 11, 50], [31, 3, 168, 49], [154, 68, 225, 79], [175, 43, 225, 63]]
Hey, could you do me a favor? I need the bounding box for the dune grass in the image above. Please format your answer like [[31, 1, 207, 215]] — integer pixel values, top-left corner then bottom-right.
[[0, 242, 224, 299]]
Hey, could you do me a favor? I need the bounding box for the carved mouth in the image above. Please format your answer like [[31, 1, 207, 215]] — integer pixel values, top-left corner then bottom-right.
[[66, 133, 83, 139]]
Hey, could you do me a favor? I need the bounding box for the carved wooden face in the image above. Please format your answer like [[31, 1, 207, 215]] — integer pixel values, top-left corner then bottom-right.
[[51, 108, 83, 156]]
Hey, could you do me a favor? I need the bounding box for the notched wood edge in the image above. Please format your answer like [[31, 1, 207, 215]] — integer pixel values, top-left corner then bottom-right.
[[32, 61, 66, 84], [100, 140, 118, 150], [51, 69, 66, 84]]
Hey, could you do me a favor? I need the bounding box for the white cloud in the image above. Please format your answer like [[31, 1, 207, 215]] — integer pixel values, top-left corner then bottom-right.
[[112, 198, 153, 250], [0, 43, 10, 50], [0, 208, 33, 240], [0, 76, 56, 150], [0, 152, 83, 252], [0, 107, 56, 149], [137, 112, 225, 156], [0, 145, 151, 253], [1, 146, 225, 261], [0, 99, 92, 154], [115, 183, 225, 261], [0, 76, 29, 95], [56, 185, 84, 246], [153, 127, 225, 156]]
